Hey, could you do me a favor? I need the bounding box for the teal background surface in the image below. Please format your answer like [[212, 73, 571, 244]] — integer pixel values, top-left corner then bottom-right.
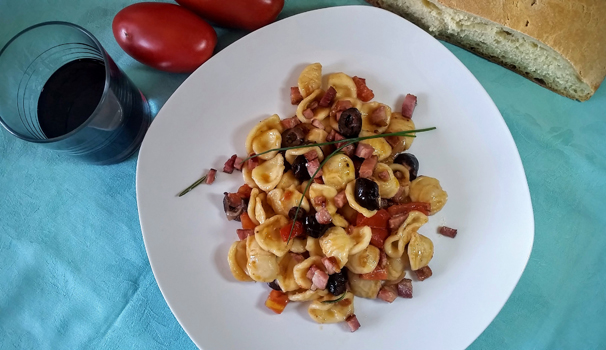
[[1, 1, 605, 349]]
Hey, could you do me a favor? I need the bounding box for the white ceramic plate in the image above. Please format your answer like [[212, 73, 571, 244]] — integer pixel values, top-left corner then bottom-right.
[[136, 6, 534, 350]]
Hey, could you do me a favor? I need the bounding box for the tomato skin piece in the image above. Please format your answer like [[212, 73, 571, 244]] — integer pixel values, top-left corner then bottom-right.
[[369, 228, 389, 248], [280, 221, 304, 242], [387, 202, 431, 217], [360, 266, 388, 280], [240, 213, 257, 230], [355, 209, 390, 229], [112, 3, 217, 73], [175, 0, 284, 31], [265, 290, 289, 314]]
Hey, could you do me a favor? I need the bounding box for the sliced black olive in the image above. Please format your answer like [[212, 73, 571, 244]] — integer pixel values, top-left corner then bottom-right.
[[267, 280, 282, 291], [281, 125, 307, 148], [223, 192, 246, 221], [327, 268, 348, 296], [304, 214, 329, 238], [354, 178, 380, 211], [338, 108, 362, 138], [288, 206, 307, 221], [291, 155, 311, 181], [393, 153, 419, 180]]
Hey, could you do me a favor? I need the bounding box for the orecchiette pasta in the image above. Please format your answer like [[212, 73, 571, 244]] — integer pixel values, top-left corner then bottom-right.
[[409, 176, 448, 215], [408, 232, 434, 270], [285, 146, 324, 164], [245, 114, 284, 156], [247, 188, 261, 225], [346, 245, 380, 274], [321, 153, 355, 192], [309, 183, 338, 215], [290, 237, 307, 254], [319, 227, 354, 268], [308, 292, 355, 324], [252, 128, 282, 160], [384, 211, 428, 258], [267, 185, 310, 217], [251, 153, 285, 192], [306, 237, 324, 257], [359, 102, 391, 134], [298, 62, 322, 98], [227, 240, 252, 282], [288, 289, 329, 302], [277, 253, 302, 292], [326, 73, 357, 100], [276, 170, 300, 190], [373, 163, 400, 198], [385, 256, 407, 282], [296, 89, 330, 122], [345, 180, 377, 218], [348, 226, 372, 255], [331, 213, 349, 228], [245, 235, 280, 283], [293, 256, 327, 289], [254, 215, 292, 257], [358, 131, 392, 161], [347, 270, 381, 299], [385, 112, 415, 153]]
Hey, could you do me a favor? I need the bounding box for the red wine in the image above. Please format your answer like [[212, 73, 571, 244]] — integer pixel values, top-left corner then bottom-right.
[[38, 58, 106, 139]]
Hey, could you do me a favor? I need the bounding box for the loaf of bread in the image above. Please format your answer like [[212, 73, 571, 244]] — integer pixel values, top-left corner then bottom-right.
[[366, 0, 606, 101]]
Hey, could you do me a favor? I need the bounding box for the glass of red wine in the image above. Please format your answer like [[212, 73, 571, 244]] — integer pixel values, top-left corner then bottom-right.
[[0, 22, 151, 164]]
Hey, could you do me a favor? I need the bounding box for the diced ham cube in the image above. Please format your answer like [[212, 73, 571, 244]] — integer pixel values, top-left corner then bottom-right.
[[330, 100, 353, 119], [236, 229, 254, 240], [313, 195, 327, 208], [359, 156, 378, 178], [346, 314, 361, 332], [319, 86, 337, 107], [234, 157, 245, 171], [370, 105, 388, 127], [315, 207, 332, 224], [355, 143, 375, 159], [322, 257, 341, 274], [334, 132, 347, 148], [312, 269, 329, 290], [303, 108, 314, 119], [307, 265, 319, 280], [401, 94, 417, 119], [415, 266, 432, 281], [308, 101, 319, 110], [290, 87, 303, 105], [281, 116, 301, 129], [304, 149, 319, 161], [377, 286, 398, 303], [438, 226, 458, 238], [223, 155, 237, 174], [314, 177, 325, 184], [388, 214, 408, 230], [342, 144, 355, 157], [311, 119, 325, 130], [334, 191, 348, 209], [291, 253, 305, 263], [397, 278, 413, 298], [306, 158, 323, 178], [377, 170, 390, 181], [246, 154, 259, 170], [379, 250, 387, 269], [326, 129, 337, 142], [206, 169, 217, 184], [385, 135, 400, 148]]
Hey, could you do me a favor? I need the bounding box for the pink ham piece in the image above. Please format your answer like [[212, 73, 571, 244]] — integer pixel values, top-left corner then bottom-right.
[[331, 100, 353, 120], [379, 250, 387, 269], [308, 101, 319, 110], [307, 265, 319, 280], [438, 226, 458, 238], [304, 149, 319, 161], [206, 169, 217, 184], [246, 155, 259, 170], [401, 94, 417, 119], [281, 116, 301, 129], [370, 105, 388, 127], [388, 214, 408, 230], [223, 155, 237, 174], [326, 129, 337, 142], [334, 133, 347, 149], [319, 86, 337, 107], [315, 207, 332, 224], [314, 177, 325, 184], [334, 191, 347, 209], [291, 253, 305, 263], [234, 157, 245, 171], [312, 269, 329, 290], [355, 143, 375, 159], [236, 229, 254, 240], [342, 144, 355, 157], [359, 156, 378, 178], [302, 108, 314, 119], [290, 87, 303, 105], [311, 119, 325, 130], [397, 278, 413, 298], [377, 170, 390, 181], [313, 195, 327, 208], [377, 286, 398, 303], [346, 314, 361, 332], [322, 257, 341, 274], [415, 266, 433, 281], [306, 158, 323, 178]]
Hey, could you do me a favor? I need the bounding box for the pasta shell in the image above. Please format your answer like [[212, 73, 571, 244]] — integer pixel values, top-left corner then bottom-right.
[[358, 131, 392, 161], [309, 183, 338, 215], [306, 237, 324, 257], [385, 256, 407, 282], [321, 153, 355, 192], [349, 226, 372, 255], [347, 270, 381, 299], [254, 192, 274, 224], [288, 289, 328, 302], [408, 232, 434, 270], [345, 180, 377, 218], [385, 112, 416, 153], [298, 63, 322, 98], [252, 128, 282, 160], [308, 292, 355, 324], [254, 215, 291, 257], [384, 211, 428, 258], [331, 213, 349, 228], [285, 146, 324, 165], [245, 114, 284, 155], [306, 128, 331, 156], [373, 163, 400, 198], [251, 153, 285, 192], [329, 97, 362, 130], [319, 227, 354, 268], [247, 188, 261, 225], [388, 163, 410, 199], [242, 165, 258, 189], [296, 89, 330, 123], [326, 73, 357, 100], [227, 240, 252, 282], [276, 170, 300, 190], [290, 237, 307, 254], [409, 176, 448, 215], [276, 253, 301, 292], [346, 245, 380, 274], [267, 185, 310, 217], [293, 256, 327, 289], [245, 235, 279, 282], [359, 102, 391, 134]]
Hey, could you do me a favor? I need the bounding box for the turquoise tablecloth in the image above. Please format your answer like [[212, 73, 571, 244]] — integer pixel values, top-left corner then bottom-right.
[[1, 1, 605, 349]]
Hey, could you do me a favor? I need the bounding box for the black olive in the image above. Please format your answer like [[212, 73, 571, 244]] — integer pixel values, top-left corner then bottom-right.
[[327, 268, 348, 296], [291, 155, 311, 181], [281, 125, 307, 148], [303, 214, 329, 238], [393, 153, 419, 180], [288, 206, 307, 221], [338, 108, 362, 138], [354, 178, 380, 211], [267, 280, 282, 291]]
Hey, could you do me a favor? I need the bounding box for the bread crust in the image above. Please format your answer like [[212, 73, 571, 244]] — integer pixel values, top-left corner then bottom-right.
[[367, 0, 606, 100]]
